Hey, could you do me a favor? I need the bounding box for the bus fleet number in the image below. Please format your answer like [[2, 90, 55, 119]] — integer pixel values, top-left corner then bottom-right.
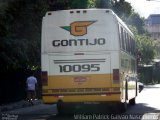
[[59, 64, 100, 73]]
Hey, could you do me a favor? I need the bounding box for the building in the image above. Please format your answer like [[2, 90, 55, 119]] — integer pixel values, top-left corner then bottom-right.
[[145, 14, 160, 41]]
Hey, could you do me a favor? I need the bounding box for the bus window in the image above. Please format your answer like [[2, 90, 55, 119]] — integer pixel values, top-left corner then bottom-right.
[[121, 27, 125, 50], [124, 31, 127, 51], [128, 35, 131, 54], [126, 33, 129, 53], [119, 25, 122, 49]]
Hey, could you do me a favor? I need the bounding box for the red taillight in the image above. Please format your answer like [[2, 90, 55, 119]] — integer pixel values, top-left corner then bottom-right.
[[41, 71, 48, 85], [48, 12, 52, 15], [113, 69, 120, 84]]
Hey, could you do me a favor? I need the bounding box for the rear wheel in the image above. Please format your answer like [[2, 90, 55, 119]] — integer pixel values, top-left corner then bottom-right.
[[57, 100, 65, 115], [120, 99, 127, 113], [57, 101, 75, 115], [129, 98, 136, 105]]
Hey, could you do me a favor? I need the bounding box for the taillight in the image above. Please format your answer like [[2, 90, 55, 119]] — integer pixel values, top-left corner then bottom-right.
[[113, 69, 120, 84], [48, 12, 52, 15], [41, 71, 48, 85]]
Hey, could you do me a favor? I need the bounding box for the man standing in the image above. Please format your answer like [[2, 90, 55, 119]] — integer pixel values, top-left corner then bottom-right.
[[26, 71, 37, 103]]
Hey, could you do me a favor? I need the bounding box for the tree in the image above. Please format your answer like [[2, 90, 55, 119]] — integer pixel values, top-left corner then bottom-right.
[[48, 0, 96, 10], [95, 0, 112, 8], [113, 0, 132, 20], [0, 0, 49, 70], [69, 0, 89, 9], [0, 0, 97, 71], [0, 0, 156, 71], [153, 41, 160, 59], [130, 26, 155, 64], [138, 35, 155, 64], [127, 12, 145, 34], [88, 0, 96, 8]]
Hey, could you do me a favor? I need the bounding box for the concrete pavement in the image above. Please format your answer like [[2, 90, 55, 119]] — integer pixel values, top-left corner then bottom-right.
[[0, 99, 42, 112], [1, 84, 160, 120]]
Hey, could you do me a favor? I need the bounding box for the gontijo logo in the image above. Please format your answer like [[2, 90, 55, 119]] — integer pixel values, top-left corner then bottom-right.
[[61, 21, 96, 36]]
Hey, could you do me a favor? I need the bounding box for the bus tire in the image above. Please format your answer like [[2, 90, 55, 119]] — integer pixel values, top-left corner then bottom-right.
[[120, 100, 127, 113], [57, 100, 65, 115], [129, 98, 136, 105]]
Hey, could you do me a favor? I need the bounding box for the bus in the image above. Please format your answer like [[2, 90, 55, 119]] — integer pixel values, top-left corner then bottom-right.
[[41, 9, 138, 113]]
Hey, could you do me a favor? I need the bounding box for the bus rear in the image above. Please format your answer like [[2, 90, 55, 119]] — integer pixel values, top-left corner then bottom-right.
[[41, 9, 121, 111]]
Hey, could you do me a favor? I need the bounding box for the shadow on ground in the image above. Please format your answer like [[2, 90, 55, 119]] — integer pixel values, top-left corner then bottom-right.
[[47, 103, 160, 120]]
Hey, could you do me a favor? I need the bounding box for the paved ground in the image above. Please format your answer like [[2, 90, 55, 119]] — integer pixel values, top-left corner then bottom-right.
[[0, 99, 42, 112], [0, 84, 160, 119]]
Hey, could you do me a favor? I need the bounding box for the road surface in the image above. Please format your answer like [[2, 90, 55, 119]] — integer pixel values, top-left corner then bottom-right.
[[1, 84, 160, 120], [126, 84, 160, 120]]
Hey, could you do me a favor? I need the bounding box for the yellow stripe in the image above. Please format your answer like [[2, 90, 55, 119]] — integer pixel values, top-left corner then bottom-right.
[[42, 94, 121, 103], [42, 74, 122, 103], [42, 87, 120, 95], [43, 74, 112, 90]]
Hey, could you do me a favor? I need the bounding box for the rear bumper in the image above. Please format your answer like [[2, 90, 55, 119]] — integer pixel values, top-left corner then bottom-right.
[[42, 93, 121, 104]]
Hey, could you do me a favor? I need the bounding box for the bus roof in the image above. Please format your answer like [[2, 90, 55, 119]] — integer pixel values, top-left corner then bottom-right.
[[45, 9, 134, 37]]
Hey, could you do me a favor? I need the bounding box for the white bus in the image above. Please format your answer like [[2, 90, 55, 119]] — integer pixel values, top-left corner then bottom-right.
[[41, 9, 138, 113]]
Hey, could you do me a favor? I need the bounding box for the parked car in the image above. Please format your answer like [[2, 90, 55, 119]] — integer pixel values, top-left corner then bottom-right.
[[138, 82, 144, 93]]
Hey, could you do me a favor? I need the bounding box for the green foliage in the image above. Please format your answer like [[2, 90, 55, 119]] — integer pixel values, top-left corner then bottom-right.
[[48, 0, 96, 10], [68, 0, 88, 9], [113, 0, 132, 19], [153, 67, 160, 84], [0, 0, 95, 71], [0, 0, 49, 70], [88, 0, 96, 8], [95, 0, 112, 8], [153, 41, 160, 59], [68, 0, 96, 9], [0, 0, 157, 71], [127, 12, 145, 34], [0, 38, 29, 70], [130, 26, 155, 64], [138, 66, 153, 84], [47, 0, 69, 10], [139, 66, 160, 84], [138, 35, 155, 64]]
